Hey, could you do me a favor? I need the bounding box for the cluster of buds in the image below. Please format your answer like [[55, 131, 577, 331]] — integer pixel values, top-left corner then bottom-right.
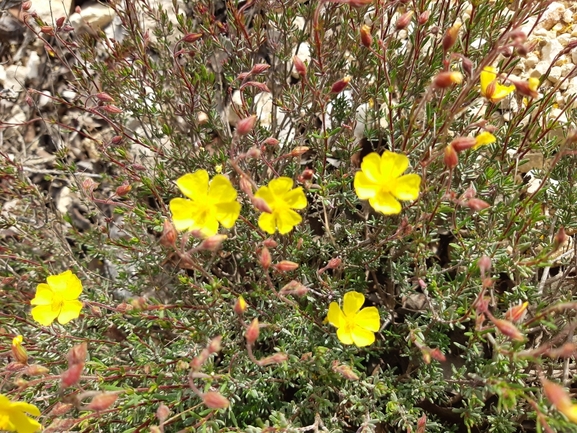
[[237, 63, 270, 81], [410, 332, 446, 364], [477, 300, 526, 342], [61, 342, 87, 388]]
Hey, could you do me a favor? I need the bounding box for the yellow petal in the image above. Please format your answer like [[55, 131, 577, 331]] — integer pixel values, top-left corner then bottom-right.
[[176, 170, 209, 200], [392, 174, 421, 201], [355, 306, 380, 332], [369, 191, 402, 215], [268, 177, 294, 196], [343, 291, 365, 317], [336, 327, 354, 345], [380, 151, 409, 180], [562, 404, 577, 423], [61, 272, 82, 301], [360, 153, 382, 183], [9, 400, 41, 417], [30, 284, 53, 306], [208, 175, 237, 204], [490, 83, 515, 103], [473, 131, 496, 149], [31, 304, 59, 326], [254, 186, 275, 207], [258, 212, 277, 234], [196, 213, 219, 238], [57, 300, 83, 324], [46, 270, 73, 293], [283, 187, 307, 210], [528, 77, 540, 92], [6, 408, 41, 433], [480, 66, 497, 96], [215, 201, 241, 229], [351, 326, 375, 347], [276, 209, 302, 234], [354, 171, 379, 200], [169, 198, 196, 232], [327, 302, 345, 328]]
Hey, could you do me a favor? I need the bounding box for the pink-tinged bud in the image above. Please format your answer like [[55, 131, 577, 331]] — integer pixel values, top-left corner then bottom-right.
[[25, 364, 49, 376], [450, 136, 476, 152], [56, 16, 65, 28], [246, 146, 261, 159], [280, 280, 308, 296], [239, 176, 253, 197], [67, 342, 88, 366], [263, 137, 280, 146], [546, 343, 577, 358], [505, 301, 528, 323], [61, 362, 84, 388], [258, 353, 289, 366], [82, 178, 99, 195], [444, 145, 458, 169], [199, 234, 227, 251], [492, 318, 524, 341], [433, 71, 463, 88], [263, 238, 278, 248], [484, 80, 497, 101], [89, 305, 102, 318], [467, 198, 490, 211], [541, 378, 577, 422], [252, 196, 272, 213], [298, 168, 315, 182], [234, 296, 247, 315], [87, 393, 118, 411], [95, 92, 114, 103], [429, 348, 446, 362], [290, 146, 310, 157], [273, 261, 299, 272], [62, 25, 74, 32], [331, 76, 351, 94], [132, 164, 146, 171], [160, 220, 177, 247], [395, 11, 413, 30], [418, 11, 430, 25], [101, 104, 123, 114], [510, 78, 539, 99], [259, 247, 272, 269], [208, 335, 222, 354], [190, 355, 204, 371], [183, 33, 203, 43], [443, 23, 461, 52], [203, 391, 230, 409], [292, 56, 307, 78], [236, 115, 257, 136], [417, 414, 426, 433], [49, 403, 74, 417], [478, 255, 491, 274], [40, 26, 55, 36], [111, 135, 123, 144], [245, 318, 260, 345], [327, 258, 342, 269], [25, 95, 33, 107], [75, 5, 81, 13], [240, 81, 271, 93], [157, 403, 170, 422], [360, 24, 372, 47], [508, 28, 526, 42], [461, 57, 473, 78], [251, 63, 270, 75], [115, 183, 132, 196], [11, 335, 28, 365], [22, 1, 32, 10], [332, 361, 360, 380]]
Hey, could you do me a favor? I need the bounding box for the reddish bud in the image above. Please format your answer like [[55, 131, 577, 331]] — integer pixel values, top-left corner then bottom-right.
[[444, 145, 458, 169], [115, 183, 132, 196], [67, 342, 88, 366], [467, 198, 490, 211], [240, 81, 271, 93], [417, 414, 427, 433], [541, 377, 577, 422], [443, 23, 461, 52], [87, 393, 118, 411], [160, 220, 177, 247], [433, 71, 463, 88], [234, 296, 247, 315], [263, 238, 278, 248], [101, 104, 123, 114], [95, 92, 114, 103], [450, 136, 476, 152], [298, 168, 315, 182], [292, 55, 307, 77], [40, 26, 54, 35], [273, 261, 299, 272], [49, 403, 74, 417], [259, 247, 272, 269], [75, 5, 81, 13], [360, 24, 372, 47], [111, 135, 123, 144], [510, 78, 539, 99], [258, 353, 289, 366], [251, 64, 270, 75], [157, 403, 170, 422], [462, 57, 473, 78], [418, 11, 430, 25], [332, 361, 360, 380], [208, 335, 222, 353], [263, 137, 280, 146], [61, 362, 84, 388], [25, 364, 49, 376], [11, 336, 28, 365], [56, 16, 65, 28], [546, 343, 577, 358], [183, 33, 203, 43], [245, 318, 260, 345], [252, 197, 272, 213], [429, 348, 446, 362], [492, 318, 524, 341], [331, 76, 351, 94], [290, 146, 310, 157], [239, 176, 253, 197], [198, 234, 227, 251], [246, 146, 261, 159], [395, 11, 413, 30], [327, 258, 342, 269], [508, 28, 526, 42], [280, 280, 308, 296], [478, 255, 491, 275], [505, 301, 528, 323], [22, 1, 32, 10], [203, 391, 230, 409], [236, 115, 257, 136]]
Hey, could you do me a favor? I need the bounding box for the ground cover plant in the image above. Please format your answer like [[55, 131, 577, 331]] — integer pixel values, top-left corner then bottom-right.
[[2, 0, 577, 431]]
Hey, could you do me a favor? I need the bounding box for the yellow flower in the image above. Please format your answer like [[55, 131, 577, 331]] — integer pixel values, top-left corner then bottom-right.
[[30, 270, 83, 326], [480, 66, 515, 103], [11, 335, 28, 365], [169, 170, 241, 237], [472, 131, 496, 149], [0, 394, 41, 433], [353, 151, 421, 215], [254, 177, 307, 234], [327, 291, 380, 347]]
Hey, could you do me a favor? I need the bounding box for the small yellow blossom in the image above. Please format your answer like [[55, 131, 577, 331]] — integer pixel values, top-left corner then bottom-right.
[[169, 170, 241, 237], [11, 335, 28, 365], [327, 291, 380, 347], [542, 377, 577, 423], [30, 270, 83, 326], [480, 66, 515, 103], [0, 394, 41, 433], [473, 131, 496, 149], [353, 151, 421, 215], [254, 177, 307, 234]]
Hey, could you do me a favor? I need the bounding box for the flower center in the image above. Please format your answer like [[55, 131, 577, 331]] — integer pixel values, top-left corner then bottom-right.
[[0, 413, 12, 430]]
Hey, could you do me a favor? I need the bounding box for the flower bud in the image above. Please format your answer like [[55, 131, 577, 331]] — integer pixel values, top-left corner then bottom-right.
[[429, 348, 446, 362], [87, 393, 118, 411], [22, 1, 32, 10], [40, 26, 55, 35], [541, 377, 577, 422], [505, 301, 528, 323], [160, 220, 177, 247], [444, 145, 458, 169], [331, 76, 351, 94], [298, 168, 315, 183], [546, 343, 577, 358], [450, 136, 476, 152], [198, 234, 227, 251], [492, 318, 524, 341], [115, 183, 132, 196], [332, 361, 359, 380], [95, 92, 114, 103], [208, 335, 222, 354], [82, 177, 99, 195], [433, 71, 463, 88], [67, 342, 88, 366], [111, 135, 123, 144], [280, 280, 308, 296], [234, 296, 247, 315], [25, 364, 49, 376], [293, 55, 307, 77], [183, 33, 203, 43], [443, 23, 461, 52], [418, 11, 430, 25], [49, 403, 74, 417], [245, 318, 260, 345], [263, 238, 278, 248], [395, 11, 413, 30], [417, 414, 427, 433], [290, 146, 310, 157], [263, 137, 280, 146], [273, 261, 299, 272], [258, 353, 288, 366], [466, 198, 490, 211], [61, 362, 84, 388], [56, 16, 65, 28], [246, 146, 261, 159], [478, 255, 491, 274], [11, 335, 28, 365], [360, 24, 372, 47], [236, 115, 257, 136], [508, 28, 526, 42], [101, 104, 123, 114], [252, 197, 272, 213], [251, 63, 270, 75], [157, 403, 170, 422], [259, 247, 272, 269], [462, 56, 473, 78], [203, 391, 230, 409], [511, 77, 539, 99], [239, 176, 254, 197]]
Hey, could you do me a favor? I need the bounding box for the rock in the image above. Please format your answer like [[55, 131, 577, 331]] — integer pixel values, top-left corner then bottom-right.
[[37, 91, 52, 108], [32, 0, 73, 25], [523, 53, 539, 69], [562, 8, 574, 24], [541, 38, 563, 64], [548, 65, 562, 83], [539, 2, 565, 31], [69, 1, 114, 34], [557, 33, 572, 46], [531, 61, 550, 78], [26, 51, 41, 81], [3, 64, 28, 90]]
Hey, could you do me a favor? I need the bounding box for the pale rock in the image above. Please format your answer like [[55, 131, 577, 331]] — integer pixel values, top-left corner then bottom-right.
[[354, 101, 375, 139], [292, 16, 306, 32], [3, 65, 28, 90], [557, 33, 572, 46], [561, 63, 574, 78], [562, 8, 574, 24], [364, 7, 376, 25], [550, 107, 567, 123], [226, 90, 243, 126], [38, 91, 52, 108], [56, 187, 72, 214], [555, 92, 565, 106], [539, 2, 565, 31], [548, 66, 562, 83], [572, 23, 577, 36], [533, 27, 553, 38], [551, 22, 565, 34], [291, 42, 310, 78], [61, 90, 78, 101], [253, 92, 294, 147], [26, 52, 41, 81], [254, 92, 273, 128], [531, 61, 550, 78], [523, 53, 539, 69], [572, 48, 577, 64], [470, 38, 487, 49], [541, 38, 563, 64], [461, 1, 473, 21], [565, 77, 577, 108], [33, 0, 72, 25], [521, 16, 537, 37], [69, 1, 114, 34], [0, 65, 6, 86], [397, 29, 408, 40]]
